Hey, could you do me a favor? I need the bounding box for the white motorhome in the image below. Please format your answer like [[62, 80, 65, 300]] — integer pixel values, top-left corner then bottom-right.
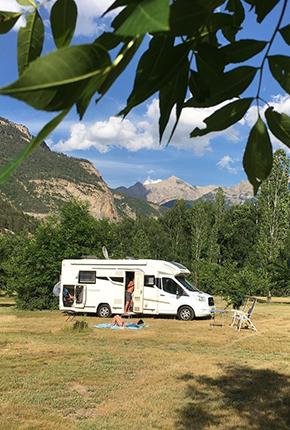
[[59, 258, 215, 320]]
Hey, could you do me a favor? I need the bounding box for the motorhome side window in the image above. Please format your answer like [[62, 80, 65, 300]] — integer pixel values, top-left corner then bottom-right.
[[144, 275, 155, 287], [78, 271, 96, 284], [162, 278, 179, 295]]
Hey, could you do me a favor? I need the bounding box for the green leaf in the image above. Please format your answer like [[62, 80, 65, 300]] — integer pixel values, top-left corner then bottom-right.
[[98, 36, 143, 98], [220, 39, 267, 63], [115, 0, 170, 36], [186, 66, 257, 108], [16, 0, 36, 6], [77, 37, 143, 119], [120, 36, 190, 116], [188, 71, 210, 104], [0, 44, 111, 111], [94, 32, 125, 51], [280, 24, 290, 46], [268, 55, 290, 94], [243, 117, 273, 194], [265, 107, 290, 149], [191, 98, 253, 137], [159, 54, 189, 143], [76, 75, 106, 119], [51, 0, 77, 48], [0, 11, 22, 34], [17, 10, 44, 75], [169, 0, 208, 36], [103, 0, 137, 16], [243, 0, 279, 23], [0, 109, 69, 184], [225, 0, 245, 28]]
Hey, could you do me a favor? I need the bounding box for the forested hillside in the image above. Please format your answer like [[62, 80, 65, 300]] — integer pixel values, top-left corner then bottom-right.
[[1, 150, 289, 310]]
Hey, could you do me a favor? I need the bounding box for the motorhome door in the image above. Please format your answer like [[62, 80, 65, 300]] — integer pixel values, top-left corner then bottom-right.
[[74, 285, 86, 308], [133, 270, 144, 313]]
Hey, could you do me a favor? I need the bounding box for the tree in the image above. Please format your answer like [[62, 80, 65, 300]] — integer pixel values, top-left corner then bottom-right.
[[207, 188, 225, 263], [220, 201, 258, 266], [256, 149, 290, 268], [161, 200, 191, 264], [0, 0, 289, 192], [190, 201, 212, 285], [7, 200, 115, 309]]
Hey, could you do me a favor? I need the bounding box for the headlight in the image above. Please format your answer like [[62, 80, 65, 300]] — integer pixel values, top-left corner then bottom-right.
[[198, 295, 206, 302]]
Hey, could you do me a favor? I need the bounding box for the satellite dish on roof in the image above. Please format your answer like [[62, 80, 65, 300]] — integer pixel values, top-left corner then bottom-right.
[[102, 246, 109, 259]]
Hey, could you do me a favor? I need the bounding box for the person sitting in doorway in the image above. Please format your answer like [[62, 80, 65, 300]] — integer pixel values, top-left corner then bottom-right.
[[63, 287, 74, 306], [124, 279, 135, 313]]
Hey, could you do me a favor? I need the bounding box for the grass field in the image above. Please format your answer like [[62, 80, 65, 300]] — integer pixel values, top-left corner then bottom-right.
[[0, 300, 289, 430]]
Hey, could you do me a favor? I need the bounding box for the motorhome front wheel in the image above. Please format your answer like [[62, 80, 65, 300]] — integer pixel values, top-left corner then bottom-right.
[[97, 304, 112, 318], [177, 306, 195, 321]]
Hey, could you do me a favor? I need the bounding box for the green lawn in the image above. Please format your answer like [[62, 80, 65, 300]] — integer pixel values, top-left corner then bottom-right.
[[0, 301, 289, 430]]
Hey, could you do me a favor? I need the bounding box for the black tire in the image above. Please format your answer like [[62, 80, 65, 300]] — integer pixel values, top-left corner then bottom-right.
[[177, 306, 195, 321], [97, 304, 112, 318]]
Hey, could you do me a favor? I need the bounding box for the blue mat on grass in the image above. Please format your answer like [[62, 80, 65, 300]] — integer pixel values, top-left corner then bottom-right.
[[95, 323, 145, 330]]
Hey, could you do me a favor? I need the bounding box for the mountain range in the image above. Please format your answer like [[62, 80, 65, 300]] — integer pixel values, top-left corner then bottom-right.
[[115, 175, 254, 206], [0, 116, 257, 230]]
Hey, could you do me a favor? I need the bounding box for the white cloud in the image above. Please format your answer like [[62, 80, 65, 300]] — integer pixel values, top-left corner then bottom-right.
[[217, 155, 239, 174], [52, 98, 242, 156]]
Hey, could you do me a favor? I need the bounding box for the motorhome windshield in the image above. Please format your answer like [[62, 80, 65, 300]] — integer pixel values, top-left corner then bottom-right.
[[176, 276, 200, 292]]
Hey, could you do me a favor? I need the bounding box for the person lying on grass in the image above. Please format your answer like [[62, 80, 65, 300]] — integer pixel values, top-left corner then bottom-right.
[[112, 315, 144, 327]]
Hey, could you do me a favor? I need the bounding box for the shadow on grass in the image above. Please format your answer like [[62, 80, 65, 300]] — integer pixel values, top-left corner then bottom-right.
[[176, 365, 290, 430]]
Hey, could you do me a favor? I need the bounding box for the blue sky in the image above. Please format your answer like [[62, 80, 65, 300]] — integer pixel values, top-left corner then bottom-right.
[[0, 0, 289, 188]]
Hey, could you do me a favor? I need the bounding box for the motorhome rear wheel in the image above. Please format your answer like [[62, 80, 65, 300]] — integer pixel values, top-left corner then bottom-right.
[[97, 304, 112, 318]]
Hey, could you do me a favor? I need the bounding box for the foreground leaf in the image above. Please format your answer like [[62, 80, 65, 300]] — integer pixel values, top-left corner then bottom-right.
[[243, 0, 279, 23], [191, 98, 253, 137], [169, 0, 208, 36], [51, 0, 77, 48], [120, 37, 189, 116], [243, 117, 273, 194], [280, 24, 290, 46], [103, 0, 137, 16], [159, 54, 189, 143], [77, 37, 143, 119], [265, 107, 290, 148], [0, 44, 111, 111], [220, 39, 267, 63], [0, 11, 22, 34], [115, 0, 170, 36], [16, 0, 36, 6], [186, 66, 257, 108], [268, 55, 290, 94], [17, 10, 44, 75], [0, 109, 69, 183]]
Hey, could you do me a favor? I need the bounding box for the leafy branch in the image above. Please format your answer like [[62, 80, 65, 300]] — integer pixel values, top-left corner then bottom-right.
[[0, 0, 289, 193], [256, 0, 289, 113]]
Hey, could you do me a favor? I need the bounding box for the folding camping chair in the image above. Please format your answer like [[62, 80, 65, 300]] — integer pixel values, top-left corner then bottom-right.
[[63, 310, 77, 322], [230, 297, 257, 332]]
